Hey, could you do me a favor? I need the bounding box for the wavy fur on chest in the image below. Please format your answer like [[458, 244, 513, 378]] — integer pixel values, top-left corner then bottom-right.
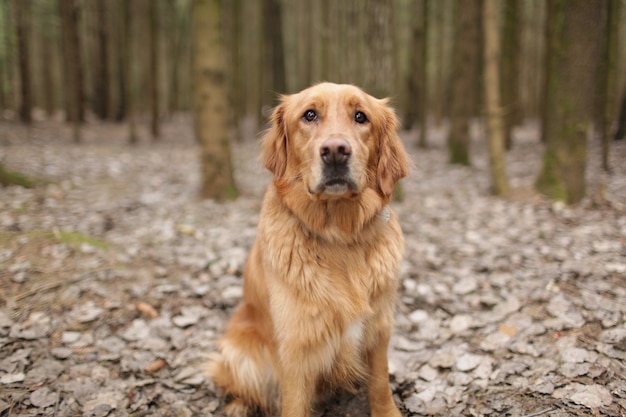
[[261, 184, 403, 308]]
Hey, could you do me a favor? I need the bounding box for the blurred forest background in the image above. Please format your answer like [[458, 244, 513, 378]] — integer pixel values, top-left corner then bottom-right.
[[0, 0, 625, 203]]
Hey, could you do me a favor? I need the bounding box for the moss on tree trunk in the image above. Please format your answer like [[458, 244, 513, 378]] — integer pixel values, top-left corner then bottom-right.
[[535, 0, 605, 204], [193, 0, 238, 201]]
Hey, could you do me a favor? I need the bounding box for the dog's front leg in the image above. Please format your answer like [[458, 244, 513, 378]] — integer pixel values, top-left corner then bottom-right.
[[366, 334, 402, 417], [279, 363, 315, 417]]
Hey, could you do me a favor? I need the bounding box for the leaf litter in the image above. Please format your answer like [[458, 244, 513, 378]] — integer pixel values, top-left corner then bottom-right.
[[0, 118, 625, 416]]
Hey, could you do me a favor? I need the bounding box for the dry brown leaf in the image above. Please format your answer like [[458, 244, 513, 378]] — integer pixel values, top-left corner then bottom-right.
[[144, 358, 167, 374], [135, 301, 159, 318], [498, 323, 517, 337]]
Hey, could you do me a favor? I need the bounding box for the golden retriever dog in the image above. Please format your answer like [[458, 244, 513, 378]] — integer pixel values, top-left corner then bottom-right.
[[208, 83, 410, 417]]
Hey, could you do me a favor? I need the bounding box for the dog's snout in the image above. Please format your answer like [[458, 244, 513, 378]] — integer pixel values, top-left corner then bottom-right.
[[320, 138, 352, 165]]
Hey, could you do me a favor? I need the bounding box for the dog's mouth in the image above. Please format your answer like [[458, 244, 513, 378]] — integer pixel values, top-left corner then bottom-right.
[[310, 176, 358, 197], [325, 178, 350, 187]]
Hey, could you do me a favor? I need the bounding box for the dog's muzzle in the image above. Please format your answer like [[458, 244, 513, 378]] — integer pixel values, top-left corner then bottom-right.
[[317, 137, 357, 194]]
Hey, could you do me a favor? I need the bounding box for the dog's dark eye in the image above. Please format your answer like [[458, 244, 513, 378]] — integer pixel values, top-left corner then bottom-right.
[[354, 111, 368, 124], [303, 109, 318, 122]]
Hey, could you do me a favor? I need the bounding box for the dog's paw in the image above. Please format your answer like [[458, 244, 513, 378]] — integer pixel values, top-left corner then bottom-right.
[[224, 398, 255, 417]]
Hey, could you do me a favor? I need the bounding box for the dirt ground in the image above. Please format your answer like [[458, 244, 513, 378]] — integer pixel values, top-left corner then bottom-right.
[[0, 115, 625, 416]]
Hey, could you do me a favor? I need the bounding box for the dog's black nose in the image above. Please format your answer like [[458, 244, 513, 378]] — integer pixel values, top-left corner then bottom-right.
[[320, 138, 352, 165]]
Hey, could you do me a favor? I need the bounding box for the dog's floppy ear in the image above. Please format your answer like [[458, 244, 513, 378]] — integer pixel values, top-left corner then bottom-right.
[[261, 100, 288, 178], [376, 101, 410, 198]]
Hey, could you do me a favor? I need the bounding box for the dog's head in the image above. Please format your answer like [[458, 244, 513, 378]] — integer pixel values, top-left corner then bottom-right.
[[261, 83, 409, 200]]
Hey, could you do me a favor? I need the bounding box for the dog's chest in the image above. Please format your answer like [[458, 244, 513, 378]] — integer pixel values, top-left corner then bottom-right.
[[343, 318, 365, 347]]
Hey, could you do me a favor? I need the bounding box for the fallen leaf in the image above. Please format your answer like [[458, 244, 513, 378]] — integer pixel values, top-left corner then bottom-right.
[[498, 323, 517, 337], [136, 301, 159, 318], [144, 358, 167, 373]]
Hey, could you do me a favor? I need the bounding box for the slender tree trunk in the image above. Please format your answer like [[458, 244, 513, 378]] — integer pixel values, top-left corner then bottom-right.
[[114, 0, 125, 120], [418, 0, 430, 148], [365, 0, 395, 98], [432, 0, 453, 127], [58, 0, 83, 142], [0, 1, 7, 113], [600, 0, 621, 171], [94, 0, 110, 120], [226, 0, 243, 140], [448, 0, 481, 165], [483, 0, 509, 197], [193, 0, 238, 200], [524, 1, 546, 122], [41, 31, 55, 117], [15, 0, 32, 124], [59, 0, 84, 127], [150, 0, 160, 139], [535, 0, 605, 204], [615, 87, 626, 141], [501, 0, 520, 149], [262, 0, 286, 101], [122, 0, 137, 144], [164, 0, 191, 113], [404, 0, 425, 132], [539, 0, 550, 143]]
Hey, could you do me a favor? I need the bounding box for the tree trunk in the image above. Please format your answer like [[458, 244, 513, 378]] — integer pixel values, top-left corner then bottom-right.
[[432, 0, 454, 127], [94, 0, 110, 120], [150, 0, 160, 139], [404, 0, 425, 132], [262, 0, 286, 102], [524, 1, 546, 122], [225, 0, 243, 139], [615, 87, 626, 141], [122, 0, 138, 144], [193, 0, 238, 200], [448, 0, 481, 165], [418, 0, 430, 148], [535, 0, 605, 204], [483, 0, 509, 197], [15, 0, 32, 124], [59, 0, 84, 128], [40, 28, 56, 117], [365, 0, 395, 99], [600, 0, 621, 171], [501, 0, 520, 149]]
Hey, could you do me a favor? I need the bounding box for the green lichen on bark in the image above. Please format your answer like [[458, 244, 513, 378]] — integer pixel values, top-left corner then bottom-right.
[[535, 149, 567, 202]]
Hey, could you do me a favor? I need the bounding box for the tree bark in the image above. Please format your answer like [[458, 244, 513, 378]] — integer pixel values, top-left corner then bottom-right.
[[94, 0, 110, 120], [600, 0, 621, 171], [122, 0, 138, 144], [418, 0, 430, 149], [15, 0, 32, 123], [224, 0, 243, 139], [448, 0, 481, 165], [193, 0, 238, 200], [483, 0, 510, 197], [365, 0, 395, 99], [58, 0, 84, 143], [535, 0, 605, 204], [262, 0, 286, 102], [404, 0, 425, 132], [150, 0, 160, 139], [59, 0, 84, 128], [615, 87, 626, 141], [40, 25, 56, 117], [501, 0, 520, 149]]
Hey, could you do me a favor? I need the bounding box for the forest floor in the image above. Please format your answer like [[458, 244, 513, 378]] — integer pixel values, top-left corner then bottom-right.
[[0, 115, 625, 417]]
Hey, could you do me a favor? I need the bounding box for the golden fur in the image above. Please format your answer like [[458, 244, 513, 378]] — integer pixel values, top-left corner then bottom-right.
[[207, 83, 410, 417]]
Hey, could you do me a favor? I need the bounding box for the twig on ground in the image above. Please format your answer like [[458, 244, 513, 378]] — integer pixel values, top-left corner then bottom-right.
[[521, 407, 556, 417]]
